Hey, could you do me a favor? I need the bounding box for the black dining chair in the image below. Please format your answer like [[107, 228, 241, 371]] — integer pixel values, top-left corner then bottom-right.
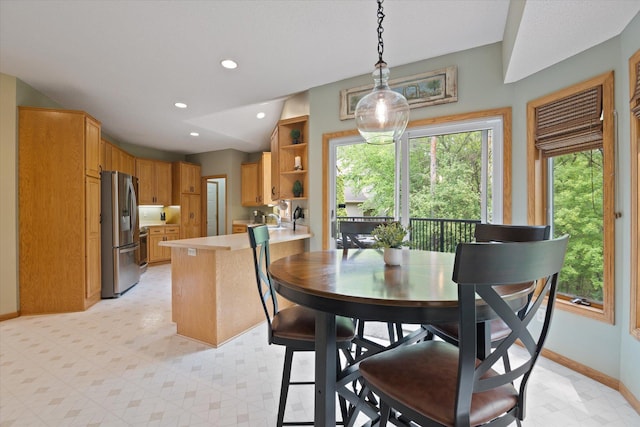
[[339, 221, 404, 350], [425, 223, 551, 361], [339, 220, 381, 252], [248, 225, 356, 426], [474, 223, 551, 243], [359, 235, 569, 427]]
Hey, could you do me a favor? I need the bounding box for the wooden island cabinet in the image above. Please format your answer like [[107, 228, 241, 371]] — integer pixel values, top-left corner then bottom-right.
[[160, 227, 311, 347]]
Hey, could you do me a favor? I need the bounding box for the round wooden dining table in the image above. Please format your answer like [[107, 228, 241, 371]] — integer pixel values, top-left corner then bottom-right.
[[270, 248, 464, 323], [268, 248, 533, 426]]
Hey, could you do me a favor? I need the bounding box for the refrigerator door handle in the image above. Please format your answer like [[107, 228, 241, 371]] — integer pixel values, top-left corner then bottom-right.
[[119, 243, 139, 254], [128, 179, 138, 232]]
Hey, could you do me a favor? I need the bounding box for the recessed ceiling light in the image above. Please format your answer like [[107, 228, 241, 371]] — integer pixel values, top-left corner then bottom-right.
[[221, 59, 238, 69], [256, 112, 265, 119], [190, 132, 199, 137], [174, 102, 187, 109]]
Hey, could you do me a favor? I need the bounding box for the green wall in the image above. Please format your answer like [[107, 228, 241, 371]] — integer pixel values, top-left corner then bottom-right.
[[187, 149, 250, 233], [618, 10, 640, 404], [119, 141, 184, 163], [0, 74, 19, 316]]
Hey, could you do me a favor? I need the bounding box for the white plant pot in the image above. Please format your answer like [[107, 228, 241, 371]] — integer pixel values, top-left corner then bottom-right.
[[383, 248, 403, 266]]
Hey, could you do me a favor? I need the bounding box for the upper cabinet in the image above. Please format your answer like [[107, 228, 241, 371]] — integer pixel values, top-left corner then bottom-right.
[[241, 152, 272, 206], [241, 161, 261, 206], [260, 152, 273, 206], [136, 158, 172, 205], [102, 139, 135, 176], [173, 161, 201, 198], [270, 126, 280, 200], [85, 118, 101, 178], [272, 115, 308, 200]]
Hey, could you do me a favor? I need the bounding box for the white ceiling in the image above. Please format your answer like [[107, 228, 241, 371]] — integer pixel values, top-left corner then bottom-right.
[[1, 0, 638, 155]]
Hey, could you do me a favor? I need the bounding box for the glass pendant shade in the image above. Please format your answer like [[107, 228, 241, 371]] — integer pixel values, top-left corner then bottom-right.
[[355, 63, 410, 145]]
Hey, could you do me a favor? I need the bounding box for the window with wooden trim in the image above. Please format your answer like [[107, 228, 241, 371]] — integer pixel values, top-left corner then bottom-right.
[[630, 49, 640, 339], [527, 71, 615, 324]]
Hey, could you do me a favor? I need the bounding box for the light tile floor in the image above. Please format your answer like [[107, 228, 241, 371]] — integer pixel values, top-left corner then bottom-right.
[[1, 264, 638, 426]]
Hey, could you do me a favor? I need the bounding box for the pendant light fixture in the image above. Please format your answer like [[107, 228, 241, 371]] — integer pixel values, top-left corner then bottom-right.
[[355, 0, 410, 145]]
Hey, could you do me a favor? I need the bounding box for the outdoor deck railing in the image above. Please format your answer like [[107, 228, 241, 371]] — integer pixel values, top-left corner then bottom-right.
[[336, 216, 480, 253]]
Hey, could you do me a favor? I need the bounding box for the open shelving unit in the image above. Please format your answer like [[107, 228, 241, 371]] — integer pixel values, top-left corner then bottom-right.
[[275, 115, 308, 200]]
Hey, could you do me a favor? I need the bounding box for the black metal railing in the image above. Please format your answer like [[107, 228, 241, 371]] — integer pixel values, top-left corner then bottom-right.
[[335, 216, 479, 253], [336, 216, 394, 226], [409, 218, 479, 252]]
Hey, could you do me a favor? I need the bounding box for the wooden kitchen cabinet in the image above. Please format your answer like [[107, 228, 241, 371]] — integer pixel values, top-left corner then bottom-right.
[[180, 194, 201, 239], [232, 224, 248, 234], [102, 139, 135, 176], [149, 225, 180, 263], [85, 175, 102, 301], [241, 152, 272, 206], [118, 150, 135, 176], [260, 152, 273, 206], [270, 126, 279, 200], [149, 231, 165, 263], [85, 118, 101, 178], [272, 115, 308, 200], [18, 107, 102, 313], [241, 162, 260, 206], [136, 158, 172, 205], [172, 161, 202, 239], [174, 161, 201, 195]]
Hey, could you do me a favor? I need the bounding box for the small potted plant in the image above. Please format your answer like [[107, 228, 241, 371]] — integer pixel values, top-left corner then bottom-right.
[[371, 222, 411, 266], [290, 129, 302, 144], [292, 180, 303, 197]]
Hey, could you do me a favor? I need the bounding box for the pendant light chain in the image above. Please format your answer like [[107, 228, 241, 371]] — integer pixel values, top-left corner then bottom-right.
[[377, 0, 386, 68], [355, 0, 409, 145]]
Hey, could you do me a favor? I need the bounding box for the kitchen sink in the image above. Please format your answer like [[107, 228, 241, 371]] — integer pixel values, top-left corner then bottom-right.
[[267, 225, 287, 230]]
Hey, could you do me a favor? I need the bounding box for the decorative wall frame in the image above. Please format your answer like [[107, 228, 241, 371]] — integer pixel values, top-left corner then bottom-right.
[[339, 65, 458, 120]]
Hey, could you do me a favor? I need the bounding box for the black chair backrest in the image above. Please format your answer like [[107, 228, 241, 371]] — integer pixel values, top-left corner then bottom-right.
[[452, 235, 569, 424], [248, 225, 278, 340], [475, 223, 550, 243], [339, 220, 384, 251], [475, 223, 551, 319]]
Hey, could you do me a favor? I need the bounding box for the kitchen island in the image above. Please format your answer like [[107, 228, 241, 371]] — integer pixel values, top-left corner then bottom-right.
[[159, 226, 311, 347]]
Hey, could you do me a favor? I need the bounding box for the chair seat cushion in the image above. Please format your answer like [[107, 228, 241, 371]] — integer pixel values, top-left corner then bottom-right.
[[359, 341, 518, 426], [432, 318, 512, 343], [272, 305, 355, 342]]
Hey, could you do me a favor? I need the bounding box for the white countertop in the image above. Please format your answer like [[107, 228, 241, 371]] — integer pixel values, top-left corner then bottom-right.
[[159, 225, 311, 251]]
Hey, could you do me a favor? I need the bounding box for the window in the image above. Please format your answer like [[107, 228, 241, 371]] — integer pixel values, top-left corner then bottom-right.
[[403, 122, 502, 224], [322, 108, 511, 249], [549, 150, 604, 302], [527, 72, 615, 324], [630, 49, 640, 339]]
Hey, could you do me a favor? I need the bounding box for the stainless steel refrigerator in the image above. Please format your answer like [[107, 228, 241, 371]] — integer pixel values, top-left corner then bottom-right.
[[101, 171, 140, 298]]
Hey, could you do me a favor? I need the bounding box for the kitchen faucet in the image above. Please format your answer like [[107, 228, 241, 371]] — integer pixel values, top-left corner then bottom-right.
[[267, 213, 281, 227]]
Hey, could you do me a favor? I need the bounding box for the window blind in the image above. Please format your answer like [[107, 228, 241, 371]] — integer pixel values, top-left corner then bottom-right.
[[632, 62, 640, 119], [535, 85, 603, 157]]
